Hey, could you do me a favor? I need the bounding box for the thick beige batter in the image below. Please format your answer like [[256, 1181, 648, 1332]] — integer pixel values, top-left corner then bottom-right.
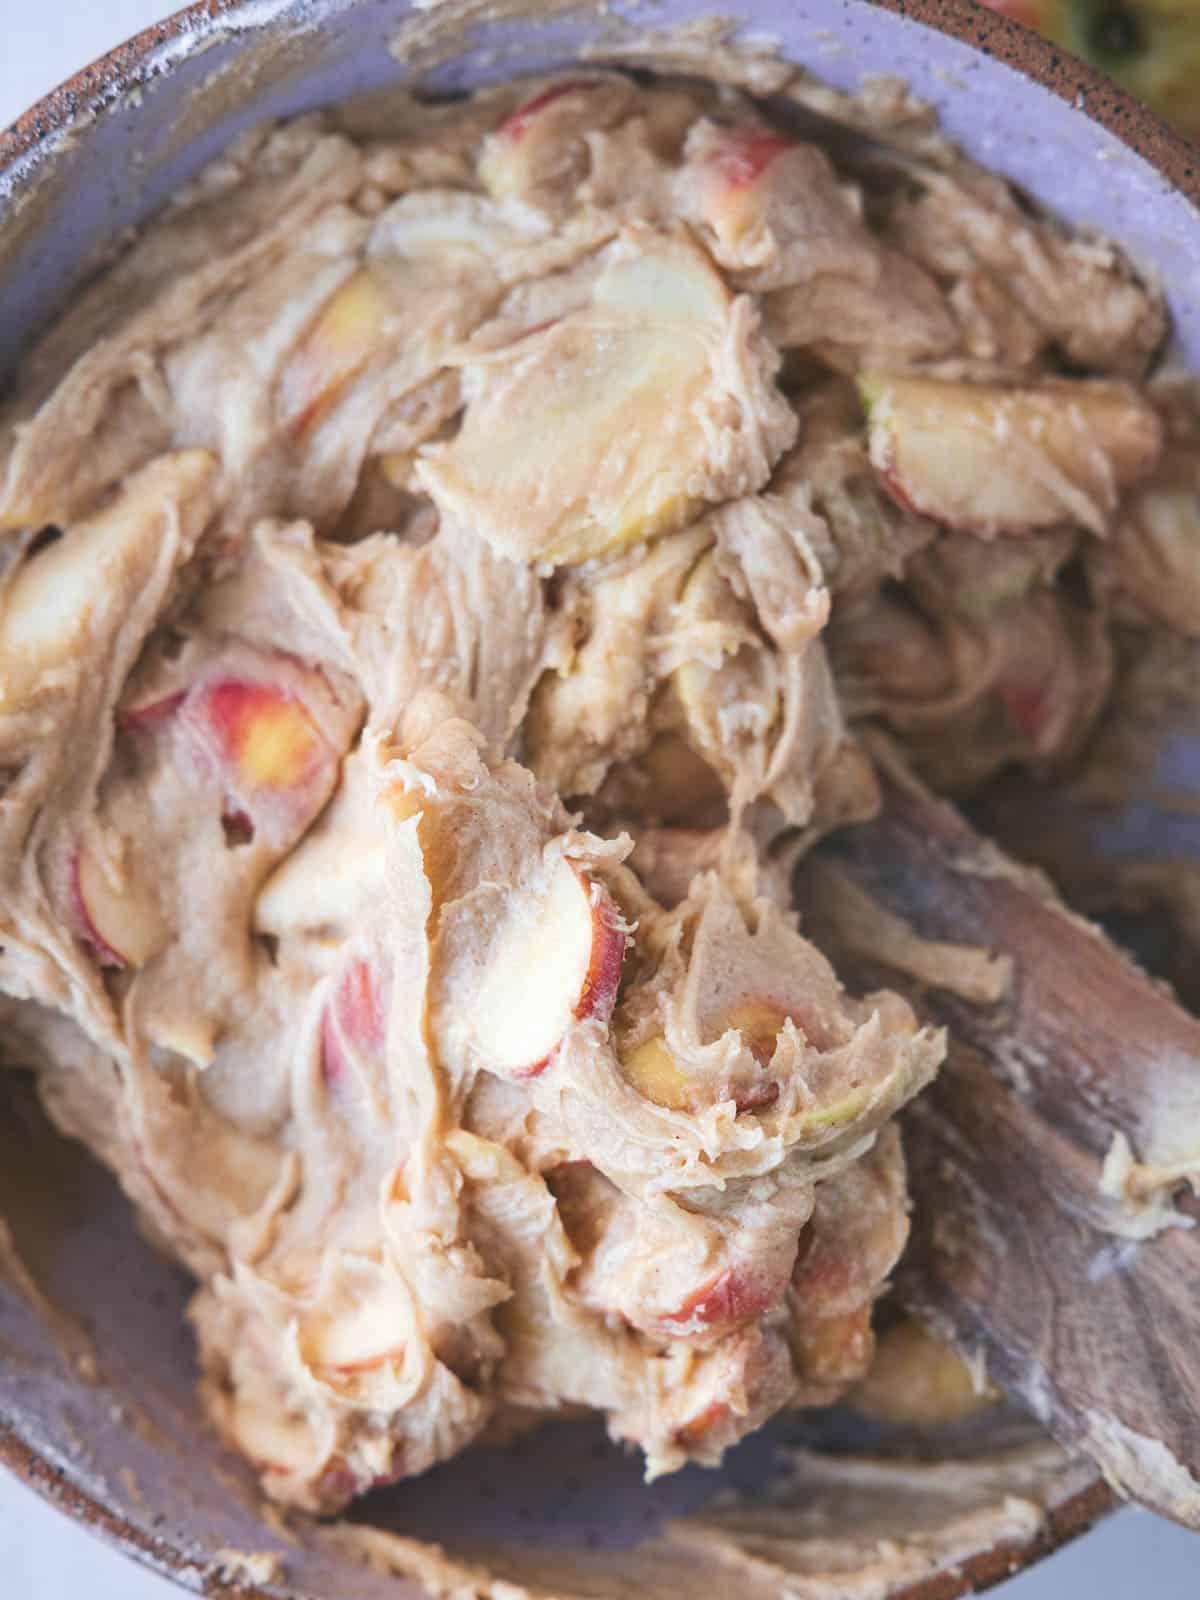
[[0, 67, 1180, 1517]]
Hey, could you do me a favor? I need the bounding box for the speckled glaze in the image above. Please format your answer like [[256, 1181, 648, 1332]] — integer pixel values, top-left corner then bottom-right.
[[1, 2, 1197, 1595]]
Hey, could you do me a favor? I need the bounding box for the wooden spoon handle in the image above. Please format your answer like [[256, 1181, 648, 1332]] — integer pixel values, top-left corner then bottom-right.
[[797, 748, 1200, 1528]]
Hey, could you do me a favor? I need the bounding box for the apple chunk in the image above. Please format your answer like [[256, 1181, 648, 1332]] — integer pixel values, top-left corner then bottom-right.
[[193, 678, 327, 797], [664, 1267, 779, 1334], [619, 1034, 692, 1110], [302, 1284, 410, 1374], [71, 837, 168, 970], [473, 858, 626, 1077], [320, 958, 387, 1089], [227, 1400, 318, 1477], [476, 76, 635, 206], [255, 752, 398, 940], [279, 268, 391, 434], [0, 451, 215, 712], [692, 126, 797, 251], [416, 230, 795, 564], [619, 1001, 790, 1115], [852, 1316, 996, 1426], [861, 372, 1162, 537]]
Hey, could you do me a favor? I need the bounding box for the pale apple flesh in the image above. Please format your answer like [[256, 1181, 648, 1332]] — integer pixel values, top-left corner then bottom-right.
[[852, 1316, 998, 1426], [302, 1283, 411, 1373], [472, 858, 626, 1077], [71, 838, 168, 970], [279, 268, 392, 434], [321, 957, 387, 1089], [415, 231, 796, 564], [861, 372, 1162, 537]]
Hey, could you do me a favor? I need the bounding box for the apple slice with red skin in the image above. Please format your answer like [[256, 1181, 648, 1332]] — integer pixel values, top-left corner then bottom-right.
[[690, 126, 799, 255], [116, 689, 187, 735], [472, 858, 626, 1078], [662, 1266, 782, 1337], [123, 669, 334, 813], [708, 128, 796, 190], [195, 678, 327, 795], [71, 839, 168, 970], [320, 958, 387, 1089], [476, 77, 627, 203], [496, 80, 599, 144], [860, 371, 1162, 537], [279, 268, 392, 434]]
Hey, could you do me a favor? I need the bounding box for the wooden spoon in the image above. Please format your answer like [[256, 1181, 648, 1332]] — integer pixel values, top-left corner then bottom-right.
[[796, 744, 1200, 1529]]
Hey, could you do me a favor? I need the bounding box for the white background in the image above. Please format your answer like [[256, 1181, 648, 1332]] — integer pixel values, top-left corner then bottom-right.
[[0, 3, 1197, 1594]]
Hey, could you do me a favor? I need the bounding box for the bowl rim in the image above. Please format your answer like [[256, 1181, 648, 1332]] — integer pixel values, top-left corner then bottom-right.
[[0, 0, 1175, 1591]]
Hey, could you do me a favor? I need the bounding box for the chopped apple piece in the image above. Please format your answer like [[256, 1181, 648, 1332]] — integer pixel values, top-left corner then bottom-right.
[[477, 77, 634, 205], [193, 678, 327, 796], [417, 230, 795, 564], [693, 126, 796, 249], [72, 837, 168, 970], [1112, 472, 1200, 637], [619, 1002, 788, 1115], [117, 690, 187, 734], [472, 858, 625, 1077], [279, 268, 391, 433], [671, 548, 780, 789], [255, 756, 395, 939], [146, 1013, 217, 1069], [303, 1284, 411, 1373], [861, 373, 1162, 537], [723, 1000, 794, 1066], [228, 1400, 318, 1476], [0, 451, 215, 711], [664, 1267, 778, 1334], [321, 958, 386, 1089], [852, 1317, 997, 1426], [619, 1034, 691, 1110], [791, 1304, 874, 1386], [682, 119, 882, 291]]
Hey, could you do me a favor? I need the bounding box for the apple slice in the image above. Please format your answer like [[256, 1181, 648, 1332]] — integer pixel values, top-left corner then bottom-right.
[[302, 1283, 410, 1374], [671, 547, 779, 788], [619, 1034, 692, 1111], [1112, 471, 1200, 637], [279, 267, 392, 433], [0, 451, 215, 712], [690, 125, 797, 253], [852, 1316, 996, 1426], [861, 372, 1162, 537], [476, 77, 634, 205], [116, 689, 187, 734], [416, 230, 795, 564], [255, 756, 396, 939], [320, 958, 387, 1089], [71, 837, 168, 970], [192, 677, 328, 798], [618, 1003, 789, 1115], [227, 1399, 318, 1477], [663, 1267, 780, 1335], [682, 118, 882, 291], [790, 1303, 874, 1387], [472, 858, 626, 1077]]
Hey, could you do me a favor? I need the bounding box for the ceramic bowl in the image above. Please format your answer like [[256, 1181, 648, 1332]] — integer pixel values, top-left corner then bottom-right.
[[1, 2, 1197, 1595]]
